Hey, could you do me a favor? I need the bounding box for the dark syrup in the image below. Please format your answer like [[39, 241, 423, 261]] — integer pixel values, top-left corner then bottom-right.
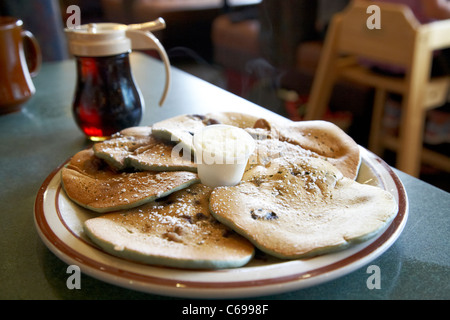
[[72, 52, 143, 141]]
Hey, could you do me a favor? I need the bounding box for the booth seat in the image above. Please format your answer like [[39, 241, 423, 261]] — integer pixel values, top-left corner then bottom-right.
[[100, 0, 261, 60]]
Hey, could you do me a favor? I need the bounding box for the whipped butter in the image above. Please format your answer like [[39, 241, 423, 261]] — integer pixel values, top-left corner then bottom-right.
[[193, 125, 255, 187]]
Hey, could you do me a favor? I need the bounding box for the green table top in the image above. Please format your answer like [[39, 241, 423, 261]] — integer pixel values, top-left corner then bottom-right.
[[1, 53, 449, 300]]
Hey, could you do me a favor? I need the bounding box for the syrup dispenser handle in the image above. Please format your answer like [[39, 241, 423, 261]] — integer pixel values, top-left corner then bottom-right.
[[126, 29, 171, 106]]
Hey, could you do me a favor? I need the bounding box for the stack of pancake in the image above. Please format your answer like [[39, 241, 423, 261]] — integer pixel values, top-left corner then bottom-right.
[[61, 113, 397, 269]]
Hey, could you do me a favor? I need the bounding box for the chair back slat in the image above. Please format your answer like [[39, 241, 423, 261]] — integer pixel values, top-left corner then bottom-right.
[[335, 1, 420, 67]]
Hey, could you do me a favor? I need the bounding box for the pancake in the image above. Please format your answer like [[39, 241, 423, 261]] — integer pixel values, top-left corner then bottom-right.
[[93, 126, 153, 170], [151, 114, 220, 155], [246, 135, 315, 169], [126, 135, 196, 172], [93, 127, 196, 172], [253, 119, 361, 180], [209, 156, 397, 259], [61, 149, 199, 213], [204, 112, 261, 129], [84, 183, 255, 269]]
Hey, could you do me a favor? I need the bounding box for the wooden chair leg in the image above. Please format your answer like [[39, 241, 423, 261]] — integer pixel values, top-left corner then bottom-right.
[[304, 16, 341, 121], [305, 71, 336, 120], [396, 95, 426, 177], [396, 41, 433, 177], [369, 88, 387, 156]]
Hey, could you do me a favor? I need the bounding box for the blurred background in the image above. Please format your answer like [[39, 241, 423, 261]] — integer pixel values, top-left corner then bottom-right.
[[0, 0, 448, 191]]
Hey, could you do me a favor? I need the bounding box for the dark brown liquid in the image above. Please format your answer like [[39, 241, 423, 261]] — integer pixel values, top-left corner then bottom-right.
[[72, 53, 143, 141]]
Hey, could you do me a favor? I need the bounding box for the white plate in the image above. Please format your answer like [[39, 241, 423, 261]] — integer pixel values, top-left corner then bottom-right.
[[34, 146, 408, 298]]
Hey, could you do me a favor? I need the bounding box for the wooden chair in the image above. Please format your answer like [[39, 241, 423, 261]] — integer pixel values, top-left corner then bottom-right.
[[305, 0, 450, 177]]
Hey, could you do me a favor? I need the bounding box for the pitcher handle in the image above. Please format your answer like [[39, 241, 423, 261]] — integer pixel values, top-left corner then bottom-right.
[[126, 29, 171, 106], [21, 30, 42, 77]]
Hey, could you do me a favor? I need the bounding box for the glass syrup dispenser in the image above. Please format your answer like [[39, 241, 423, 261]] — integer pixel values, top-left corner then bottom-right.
[[65, 18, 170, 141]]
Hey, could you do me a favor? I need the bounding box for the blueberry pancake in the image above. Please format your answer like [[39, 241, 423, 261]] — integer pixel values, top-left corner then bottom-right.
[[252, 119, 361, 180], [61, 149, 199, 213], [209, 156, 397, 259], [84, 183, 255, 269], [93, 127, 196, 172]]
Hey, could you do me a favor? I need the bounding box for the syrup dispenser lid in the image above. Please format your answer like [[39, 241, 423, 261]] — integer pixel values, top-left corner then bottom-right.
[[65, 18, 166, 57], [65, 23, 132, 57]]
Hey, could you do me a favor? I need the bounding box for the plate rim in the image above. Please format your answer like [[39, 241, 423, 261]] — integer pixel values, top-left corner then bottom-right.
[[34, 147, 408, 298]]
